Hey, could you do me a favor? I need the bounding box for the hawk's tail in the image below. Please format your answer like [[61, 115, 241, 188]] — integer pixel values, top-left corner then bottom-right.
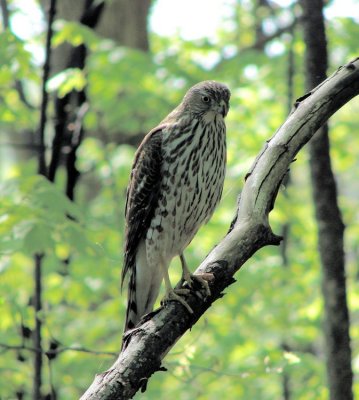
[[124, 268, 138, 331], [123, 240, 163, 332]]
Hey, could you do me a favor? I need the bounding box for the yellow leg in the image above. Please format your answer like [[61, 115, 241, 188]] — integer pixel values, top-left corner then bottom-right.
[[160, 261, 193, 314], [180, 253, 212, 297]]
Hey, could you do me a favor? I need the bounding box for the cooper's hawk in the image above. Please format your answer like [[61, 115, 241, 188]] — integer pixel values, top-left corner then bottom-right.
[[122, 81, 230, 331]]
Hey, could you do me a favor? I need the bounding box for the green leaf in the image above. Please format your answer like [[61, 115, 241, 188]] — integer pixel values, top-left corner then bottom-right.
[[23, 223, 55, 253], [52, 20, 101, 50], [47, 68, 87, 97]]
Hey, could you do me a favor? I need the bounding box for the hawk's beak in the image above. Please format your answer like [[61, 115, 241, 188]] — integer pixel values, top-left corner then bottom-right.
[[217, 100, 229, 117]]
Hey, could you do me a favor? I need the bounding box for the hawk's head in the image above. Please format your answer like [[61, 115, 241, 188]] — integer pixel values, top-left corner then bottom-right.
[[183, 80, 231, 118]]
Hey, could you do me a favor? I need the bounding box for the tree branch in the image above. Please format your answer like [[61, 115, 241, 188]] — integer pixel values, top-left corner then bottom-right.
[[81, 57, 359, 400], [0, 341, 116, 357]]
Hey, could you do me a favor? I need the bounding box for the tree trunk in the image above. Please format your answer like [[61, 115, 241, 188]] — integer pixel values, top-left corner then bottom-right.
[[45, 0, 152, 74], [300, 1, 353, 399], [32, 1, 57, 397]]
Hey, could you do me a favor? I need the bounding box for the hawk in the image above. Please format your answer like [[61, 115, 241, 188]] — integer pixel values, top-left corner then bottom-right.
[[122, 81, 230, 331]]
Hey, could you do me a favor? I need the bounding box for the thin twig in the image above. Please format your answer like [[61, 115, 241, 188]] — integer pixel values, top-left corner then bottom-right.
[[0, 342, 38, 353], [0, 342, 116, 357], [57, 346, 117, 357]]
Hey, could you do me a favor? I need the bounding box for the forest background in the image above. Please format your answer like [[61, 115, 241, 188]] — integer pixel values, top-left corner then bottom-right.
[[0, 0, 359, 399]]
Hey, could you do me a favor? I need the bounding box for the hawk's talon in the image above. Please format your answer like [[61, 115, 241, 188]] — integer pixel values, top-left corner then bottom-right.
[[162, 288, 193, 314], [193, 274, 212, 296], [180, 254, 213, 297], [182, 271, 212, 297], [194, 290, 204, 300], [174, 288, 191, 295]]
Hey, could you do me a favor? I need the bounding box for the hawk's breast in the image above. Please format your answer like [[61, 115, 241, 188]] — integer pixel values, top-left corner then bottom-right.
[[147, 115, 226, 259]]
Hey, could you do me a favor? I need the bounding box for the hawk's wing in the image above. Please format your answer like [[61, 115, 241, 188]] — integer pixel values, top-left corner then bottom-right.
[[121, 127, 163, 288]]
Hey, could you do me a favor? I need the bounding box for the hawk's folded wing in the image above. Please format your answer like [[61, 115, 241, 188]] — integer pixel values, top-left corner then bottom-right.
[[121, 127, 163, 287]]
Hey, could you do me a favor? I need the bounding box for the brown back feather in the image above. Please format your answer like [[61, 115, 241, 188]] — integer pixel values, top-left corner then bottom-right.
[[121, 127, 163, 289]]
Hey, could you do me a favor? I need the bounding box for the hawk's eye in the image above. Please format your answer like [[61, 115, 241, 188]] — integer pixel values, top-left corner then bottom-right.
[[202, 95, 210, 103]]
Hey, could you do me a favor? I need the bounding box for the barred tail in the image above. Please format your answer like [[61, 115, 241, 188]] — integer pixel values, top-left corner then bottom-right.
[[124, 240, 163, 332], [124, 269, 138, 331]]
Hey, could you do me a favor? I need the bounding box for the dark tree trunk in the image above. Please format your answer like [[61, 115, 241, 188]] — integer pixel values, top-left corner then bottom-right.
[[45, 0, 153, 172], [103, 0, 151, 51], [300, 1, 353, 399], [45, 0, 152, 75], [48, 0, 104, 186], [32, 1, 57, 398], [280, 31, 296, 400]]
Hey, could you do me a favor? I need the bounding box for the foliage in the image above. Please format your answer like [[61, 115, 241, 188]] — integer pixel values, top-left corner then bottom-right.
[[0, 1, 359, 399]]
